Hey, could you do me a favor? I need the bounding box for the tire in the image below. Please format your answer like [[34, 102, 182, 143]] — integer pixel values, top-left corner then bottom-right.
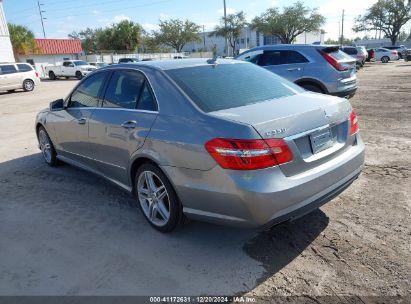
[[23, 79, 34, 92], [65, 77, 69, 79], [381, 56, 389, 63], [49, 71, 56, 80], [37, 126, 58, 166], [75, 71, 83, 80], [301, 83, 324, 94], [135, 163, 182, 232]]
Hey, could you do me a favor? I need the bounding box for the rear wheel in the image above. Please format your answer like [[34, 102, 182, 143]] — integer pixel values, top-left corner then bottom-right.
[[75, 71, 83, 80], [381, 56, 389, 63], [49, 71, 56, 80], [300, 83, 324, 94], [135, 163, 182, 232], [23, 79, 34, 91], [38, 126, 58, 166]]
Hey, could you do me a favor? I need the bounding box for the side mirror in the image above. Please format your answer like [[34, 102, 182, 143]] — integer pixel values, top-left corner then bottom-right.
[[49, 98, 64, 111]]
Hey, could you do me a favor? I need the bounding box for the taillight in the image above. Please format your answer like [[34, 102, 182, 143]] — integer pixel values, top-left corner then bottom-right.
[[391, 51, 397, 55], [205, 138, 293, 170], [35, 72, 39, 78], [319, 50, 348, 71], [350, 110, 359, 135]]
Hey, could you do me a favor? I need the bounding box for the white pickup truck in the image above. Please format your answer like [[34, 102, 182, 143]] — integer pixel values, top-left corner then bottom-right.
[[45, 60, 97, 80]]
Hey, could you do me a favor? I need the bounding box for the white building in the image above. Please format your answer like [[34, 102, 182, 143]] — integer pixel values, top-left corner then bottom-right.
[[0, 0, 15, 63], [183, 27, 324, 56]]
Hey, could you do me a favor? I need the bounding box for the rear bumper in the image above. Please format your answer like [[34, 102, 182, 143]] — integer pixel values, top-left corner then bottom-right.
[[164, 135, 365, 228], [330, 87, 357, 98]]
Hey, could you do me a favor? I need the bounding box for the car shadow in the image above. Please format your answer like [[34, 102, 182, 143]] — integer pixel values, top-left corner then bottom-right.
[[0, 89, 27, 95], [0, 153, 328, 295]]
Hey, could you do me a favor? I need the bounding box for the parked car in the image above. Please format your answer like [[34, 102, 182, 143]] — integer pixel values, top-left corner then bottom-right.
[[236, 44, 357, 98], [383, 45, 408, 59], [89, 62, 109, 68], [367, 48, 399, 63], [340, 46, 365, 69], [0, 62, 40, 92], [45, 60, 96, 80], [356, 46, 368, 64], [35, 59, 365, 232], [118, 58, 139, 63]]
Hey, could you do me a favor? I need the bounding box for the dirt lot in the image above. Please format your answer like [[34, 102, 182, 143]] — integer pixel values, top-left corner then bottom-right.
[[0, 63, 410, 301]]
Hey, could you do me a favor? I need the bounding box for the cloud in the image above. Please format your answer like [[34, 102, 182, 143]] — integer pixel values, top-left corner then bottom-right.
[[217, 7, 236, 15], [112, 14, 131, 23], [142, 23, 159, 32], [159, 12, 170, 20], [92, 10, 100, 15]]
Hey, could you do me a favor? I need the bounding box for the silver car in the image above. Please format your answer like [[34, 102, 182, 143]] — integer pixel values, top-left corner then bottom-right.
[[236, 45, 358, 98], [35, 59, 365, 232]]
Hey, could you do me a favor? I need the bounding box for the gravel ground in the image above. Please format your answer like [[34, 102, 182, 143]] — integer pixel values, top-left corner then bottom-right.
[[0, 62, 409, 301]]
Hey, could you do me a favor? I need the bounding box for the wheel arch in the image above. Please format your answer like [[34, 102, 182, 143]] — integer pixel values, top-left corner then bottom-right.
[[295, 78, 328, 94]]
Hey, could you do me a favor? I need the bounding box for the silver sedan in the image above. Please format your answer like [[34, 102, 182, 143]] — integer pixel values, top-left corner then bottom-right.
[[35, 59, 364, 232]]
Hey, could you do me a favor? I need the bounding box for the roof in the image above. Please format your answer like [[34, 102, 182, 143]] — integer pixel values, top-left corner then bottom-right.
[[34, 39, 83, 55], [109, 58, 245, 71]]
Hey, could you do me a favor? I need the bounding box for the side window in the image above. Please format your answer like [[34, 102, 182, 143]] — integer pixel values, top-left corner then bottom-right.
[[0, 64, 17, 74], [285, 51, 309, 64], [63, 62, 72, 67], [137, 82, 157, 111], [69, 72, 107, 108], [17, 64, 33, 72], [103, 70, 145, 109], [258, 51, 285, 66]]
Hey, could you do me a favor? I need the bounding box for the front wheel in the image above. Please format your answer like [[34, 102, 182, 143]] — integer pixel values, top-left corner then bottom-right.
[[38, 127, 58, 166], [381, 56, 389, 63], [75, 71, 83, 80], [135, 163, 182, 232], [23, 79, 34, 91]]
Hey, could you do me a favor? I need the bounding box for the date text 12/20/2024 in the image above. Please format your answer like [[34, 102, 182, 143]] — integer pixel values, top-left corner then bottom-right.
[[149, 296, 257, 303]]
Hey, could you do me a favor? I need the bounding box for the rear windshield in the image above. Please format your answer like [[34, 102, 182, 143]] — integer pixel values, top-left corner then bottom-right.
[[165, 62, 304, 112], [342, 47, 357, 55]]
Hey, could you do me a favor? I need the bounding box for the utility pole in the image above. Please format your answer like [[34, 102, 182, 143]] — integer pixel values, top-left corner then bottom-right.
[[223, 0, 228, 57], [338, 21, 340, 44], [37, 0, 46, 38], [203, 25, 206, 50], [340, 9, 344, 46]]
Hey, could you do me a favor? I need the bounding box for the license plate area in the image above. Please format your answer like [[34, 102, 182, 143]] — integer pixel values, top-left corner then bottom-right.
[[310, 127, 334, 154]]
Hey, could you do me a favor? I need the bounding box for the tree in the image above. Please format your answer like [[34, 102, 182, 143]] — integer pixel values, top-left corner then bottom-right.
[[70, 20, 143, 52], [251, 1, 325, 44], [154, 19, 201, 52], [8, 23, 37, 59], [140, 34, 162, 53], [353, 0, 411, 46], [210, 11, 247, 56]]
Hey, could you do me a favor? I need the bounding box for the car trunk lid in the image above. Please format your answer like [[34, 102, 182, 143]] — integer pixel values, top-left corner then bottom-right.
[[208, 92, 353, 176]]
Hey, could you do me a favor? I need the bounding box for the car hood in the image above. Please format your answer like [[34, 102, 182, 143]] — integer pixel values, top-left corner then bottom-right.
[[208, 92, 352, 139]]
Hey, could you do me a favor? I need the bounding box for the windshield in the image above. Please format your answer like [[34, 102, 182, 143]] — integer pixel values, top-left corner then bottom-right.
[[74, 61, 89, 66], [166, 62, 304, 112]]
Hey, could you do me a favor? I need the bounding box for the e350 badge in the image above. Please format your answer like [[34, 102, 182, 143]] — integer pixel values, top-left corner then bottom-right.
[[265, 128, 286, 137]]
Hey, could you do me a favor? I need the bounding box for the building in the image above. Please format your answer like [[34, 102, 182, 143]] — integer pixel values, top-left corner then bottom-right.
[[0, 0, 15, 63], [183, 27, 324, 56], [18, 38, 83, 77]]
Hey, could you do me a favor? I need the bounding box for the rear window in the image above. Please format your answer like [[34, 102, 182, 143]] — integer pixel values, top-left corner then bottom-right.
[[322, 48, 353, 60], [17, 64, 33, 72], [342, 47, 357, 55], [165, 62, 304, 112]]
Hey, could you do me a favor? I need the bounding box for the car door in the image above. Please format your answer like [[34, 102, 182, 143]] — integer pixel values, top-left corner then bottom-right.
[[256, 50, 305, 81], [48, 71, 110, 168], [0, 64, 20, 90], [61, 62, 71, 76], [88, 69, 158, 186]]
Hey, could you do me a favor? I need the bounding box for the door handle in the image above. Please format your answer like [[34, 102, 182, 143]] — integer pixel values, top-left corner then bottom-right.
[[287, 67, 301, 71], [77, 118, 86, 125], [121, 120, 137, 129]]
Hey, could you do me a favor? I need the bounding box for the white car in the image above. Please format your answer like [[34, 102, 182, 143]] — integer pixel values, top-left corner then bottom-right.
[[45, 60, 96, 80], [372, 48, 399, 63], [0, 63, 40, 92]]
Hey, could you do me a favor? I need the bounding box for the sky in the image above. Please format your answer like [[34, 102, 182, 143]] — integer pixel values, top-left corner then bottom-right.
[[3, 0, 380, 41]]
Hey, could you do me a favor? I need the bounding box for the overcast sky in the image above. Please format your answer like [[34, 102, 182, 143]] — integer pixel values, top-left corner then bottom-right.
[[4, 0, 382, 40]]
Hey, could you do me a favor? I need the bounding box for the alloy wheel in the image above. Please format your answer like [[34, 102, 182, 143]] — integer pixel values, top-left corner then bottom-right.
[[39, 129, 52, 163], [137, 171, 170, 227]]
